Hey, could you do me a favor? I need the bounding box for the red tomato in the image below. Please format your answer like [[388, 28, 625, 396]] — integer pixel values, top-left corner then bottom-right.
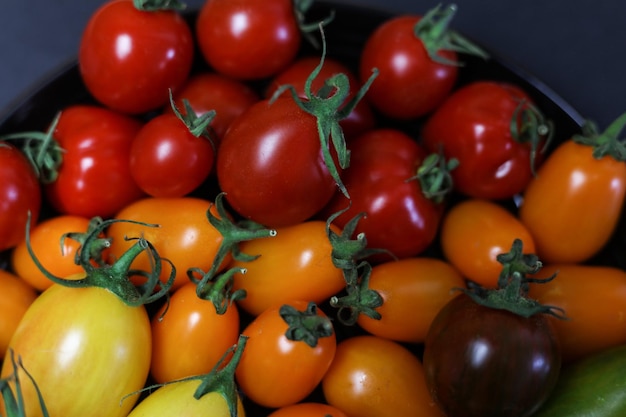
[[196, 0, 301, 80], [79, 0, 194, 114], [267, 402, 349, 417], [0, 269, 38, 360], [0, 142, 41, 252], [321, 128, 444, 260], [422, 81, 551, 199], [265, 56, 376, 139], [236, 301, 337, 408], [129, 113, 215, 198], [217, 98, 337, 227], [46, 105, 145, 218]]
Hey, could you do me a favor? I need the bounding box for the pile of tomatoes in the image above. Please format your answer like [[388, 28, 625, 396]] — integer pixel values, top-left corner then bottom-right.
[[1, 1, 626, 416]]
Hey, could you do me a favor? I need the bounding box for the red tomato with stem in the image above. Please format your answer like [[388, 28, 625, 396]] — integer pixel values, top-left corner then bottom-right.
[[79, 0, 194, 114]]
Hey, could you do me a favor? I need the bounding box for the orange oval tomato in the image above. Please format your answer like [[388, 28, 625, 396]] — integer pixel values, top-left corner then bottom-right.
[[322, 335, 444, 417], [528, 263, 626, 363], [0, 269, 38, 359], [236, 301, 337, 409], [267, 402, 349, 417], [519, 139, 626, 263], [231, 221, 345, 316], [106, 197, 229, 291], [357, 257, 465, 343], [440, 198, 536, 288], [150, 281, 241, 383], [11, 214, 92, 291]]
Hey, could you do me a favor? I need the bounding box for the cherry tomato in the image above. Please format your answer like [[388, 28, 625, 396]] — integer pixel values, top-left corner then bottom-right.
[[106, 197, 230, 291], [196, 0, 301, 80], [0, 142, 41, 252], [46, 105, 145, 219], [528, 264, 626, 363], [421, 81, 551, 199], [356, 257, 465, 343], [129, 113, 215, 198], [217, 97, 337, 227], [267, 402, 349, 417], [440, 198, 537, 288], [236, 301, 337, 408], [150, 281, 241, 383], [0, 269, 37, 360], [11, 214, 92, 291], [231, 220, 345, 316], [423, 293, 561, 417], [79, 0, 194, 114], [322, 335, 443, 417]]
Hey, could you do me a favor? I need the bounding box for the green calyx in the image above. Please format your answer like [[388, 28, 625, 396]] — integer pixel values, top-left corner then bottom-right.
[[1, 350, 50, 417], [271, 25, 378, 199], [25, 213, 175, 307], [573, 111, 626, 161], [169, 89, 217, 151], [458, 238, 566, 319], [330, 261, 383, 326], [414, 3, 489, 66], [408, 149, 458, 204], [280, 302, 334, 348], [133, 0, 186, 11], [511, 99, 554, 176]]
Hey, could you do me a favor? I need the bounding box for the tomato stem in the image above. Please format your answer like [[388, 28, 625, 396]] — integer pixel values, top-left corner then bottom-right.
[[132, 0, 186, 11], [510, 99, 554, 176], [280, 302, 334, 348], [292, 0, 335, 49], [1, 350, 50, 417], [169, 89, 217, 151], [574, 111, 626, 161], [408, 148, 458, 204], [330, 262, 383, 326]]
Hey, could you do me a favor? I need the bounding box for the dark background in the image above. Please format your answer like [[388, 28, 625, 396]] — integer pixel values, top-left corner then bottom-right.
[[1, 0, 624, 128]]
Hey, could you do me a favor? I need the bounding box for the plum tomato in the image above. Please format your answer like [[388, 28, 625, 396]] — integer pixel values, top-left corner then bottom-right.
[[0, 269, 38, 360]]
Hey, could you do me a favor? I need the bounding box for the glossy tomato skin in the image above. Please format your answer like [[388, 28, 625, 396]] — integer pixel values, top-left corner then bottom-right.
[[130, 113, 215, 198], [359, 15, 458, 120], [321, 128, 442, 260], [217, 98, 337, 228], [150, 281, 241, 383], [0, 284, 151, 417], [196, 0, 301, 80], [357, 257, 465, 343], [231, 220, 345, 316], [322, 335, 444, 417], [0, 142, 41, 252], [423, 293, 561, 417], [47, 105, 145, 219], [440, 198, 537, 288], [267, 402, 349, 417], [0, 269, 37, 360], [236, 301, 337, 408], [79, 0, 194, 114], [519, 139, 626, 263]]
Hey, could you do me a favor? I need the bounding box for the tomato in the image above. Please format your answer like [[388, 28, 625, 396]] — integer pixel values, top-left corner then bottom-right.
[[106, 197, 229, 291], [45, 105, 145, 218], [423, 293, 561, 417], [217, 97, 337, 227], [78, 0, 194, 114], [519, 115, 626, 263], [150, 281, 241, 383], [0, 269, 38, 360], [356, 257, 465, 343], [11, 214, 92, 291], [321, 128, 444, 261], [265, 56, 376, 139], [0, 142, 41, 252], [267, 402, 349, 417], [421, 80, 551, 199], [236, 301, 337, 408], [528, 264, 626, 363], [169, 72, 259, 142], [196, 0, 301, 80], [439, 198, 537, 288], [129, 112, 215, 198], [231, 220, 345, 316], [322, 335, 443, 417]]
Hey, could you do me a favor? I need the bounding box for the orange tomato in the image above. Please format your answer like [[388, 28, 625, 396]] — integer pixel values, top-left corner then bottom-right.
[[11, 214, 92, 291], [528, 263, 626, 363], [267, 402, 349, 417], [357, 257, 465, 343], [236, 300, 337, 408], [231, 220, 345, 316], [322, 335, 444, 417], [150, 281, 241, 383], [519, 136, 626, 264], [0, 269, 38, 359], [106, 197, 229, 291], [440, 198, 536, 288]]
